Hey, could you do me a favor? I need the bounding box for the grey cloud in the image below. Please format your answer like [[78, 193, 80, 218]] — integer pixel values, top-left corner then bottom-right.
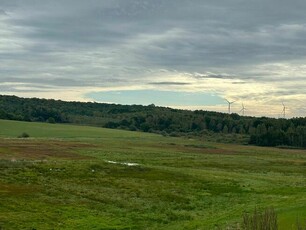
[[149, 82, 191, 86], [231, 82, 247, 85], [192, 73, 236, 80], [4, 0, 306, 69], [0, 84, 49, 93], [2, 77, 85, 87], [1, 77, 127, 87], [0, 9, 7, 15]]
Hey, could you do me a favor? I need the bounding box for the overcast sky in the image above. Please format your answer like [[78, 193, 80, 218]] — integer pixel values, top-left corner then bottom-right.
[[1, 0, 306, 117]]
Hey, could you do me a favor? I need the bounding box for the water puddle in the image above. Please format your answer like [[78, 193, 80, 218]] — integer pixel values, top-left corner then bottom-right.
[[105, 160, 139, 166]]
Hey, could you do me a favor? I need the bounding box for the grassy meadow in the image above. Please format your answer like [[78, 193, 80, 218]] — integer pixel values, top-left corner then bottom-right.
[[0, 119, 305, 229]]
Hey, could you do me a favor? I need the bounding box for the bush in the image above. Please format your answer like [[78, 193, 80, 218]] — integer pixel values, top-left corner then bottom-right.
[[18, 132, 30, 138], [47, 117, 56, 123]]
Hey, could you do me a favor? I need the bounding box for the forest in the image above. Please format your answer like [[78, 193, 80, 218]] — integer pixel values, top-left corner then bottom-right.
[[0, 94, 305, 148]]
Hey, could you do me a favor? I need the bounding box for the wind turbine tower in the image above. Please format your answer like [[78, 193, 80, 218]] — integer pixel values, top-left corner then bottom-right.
[[225, 99, 235, 114], [282, 102, 286, 118], [240, 103, 246, 116]]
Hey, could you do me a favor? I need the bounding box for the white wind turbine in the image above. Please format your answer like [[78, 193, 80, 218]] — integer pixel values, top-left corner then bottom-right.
[[240, 103, 246, 116], [225, 99, 235, 114]]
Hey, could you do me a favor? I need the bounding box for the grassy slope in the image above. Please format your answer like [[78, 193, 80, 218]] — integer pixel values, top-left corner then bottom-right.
[[0, 119, 305, 229]]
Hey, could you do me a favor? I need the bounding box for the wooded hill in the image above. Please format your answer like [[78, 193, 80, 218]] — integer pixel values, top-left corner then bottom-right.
[[0, 94, 305, 148]]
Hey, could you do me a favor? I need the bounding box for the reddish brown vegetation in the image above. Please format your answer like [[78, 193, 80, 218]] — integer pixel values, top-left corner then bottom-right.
[[0, 139, 94, 160]]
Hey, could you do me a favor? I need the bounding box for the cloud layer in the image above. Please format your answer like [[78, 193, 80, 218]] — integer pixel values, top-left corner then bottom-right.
[[1, 0, 306, 117]]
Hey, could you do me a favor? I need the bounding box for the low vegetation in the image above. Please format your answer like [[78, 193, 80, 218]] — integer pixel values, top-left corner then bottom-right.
[[0, 119, 305, 229]]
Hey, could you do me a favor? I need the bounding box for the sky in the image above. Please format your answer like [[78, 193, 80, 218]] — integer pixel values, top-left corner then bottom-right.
[[1, 0, 306, 118]]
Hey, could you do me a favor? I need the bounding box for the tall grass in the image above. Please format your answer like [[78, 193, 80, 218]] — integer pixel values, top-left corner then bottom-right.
[[220, 208, 306, 230], [241, 207, 278, 230], [296, 218, 306, 230]]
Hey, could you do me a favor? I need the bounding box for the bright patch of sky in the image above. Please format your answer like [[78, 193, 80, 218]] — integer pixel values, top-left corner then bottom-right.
[[87, 90, 225, 106]]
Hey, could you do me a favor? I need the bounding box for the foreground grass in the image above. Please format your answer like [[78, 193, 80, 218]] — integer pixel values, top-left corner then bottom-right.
[[0, 119, 305, 229]]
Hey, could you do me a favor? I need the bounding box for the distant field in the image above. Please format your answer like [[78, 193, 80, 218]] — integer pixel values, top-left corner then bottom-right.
[[0, 119, 305, 229]]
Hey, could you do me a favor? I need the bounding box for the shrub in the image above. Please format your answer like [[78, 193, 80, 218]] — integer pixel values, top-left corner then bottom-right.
[[18, 132, 30, 138], [47, 117, 56, 123]]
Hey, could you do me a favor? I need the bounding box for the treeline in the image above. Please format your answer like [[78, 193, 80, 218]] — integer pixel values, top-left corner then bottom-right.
[[0, 95, 305, 148]]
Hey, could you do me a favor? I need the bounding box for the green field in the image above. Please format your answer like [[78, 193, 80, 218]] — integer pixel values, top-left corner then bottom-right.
[[0, 119, 305, 229]]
